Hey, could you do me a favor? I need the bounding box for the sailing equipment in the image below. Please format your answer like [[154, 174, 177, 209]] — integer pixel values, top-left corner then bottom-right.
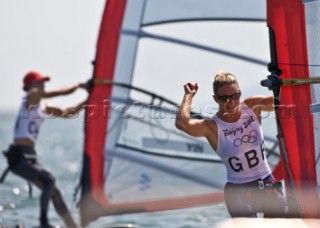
[[224, 174, 286, 218], [225, 174, 278, 191], [89, 78, 177, 106], [1, 145, 37, 199], [5, 145, 37, 169], [78, 0, 283, 226], [261, 74, 320, 90], [265, 0, 320, 218]]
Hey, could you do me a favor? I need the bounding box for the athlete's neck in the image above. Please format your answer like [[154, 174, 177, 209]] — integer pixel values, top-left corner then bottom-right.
[[217, 108, 241, 123]]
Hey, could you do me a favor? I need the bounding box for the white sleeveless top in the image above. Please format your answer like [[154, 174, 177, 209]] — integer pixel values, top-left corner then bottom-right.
[[14, 94, 47, 143], [213, 102, 272, 183]]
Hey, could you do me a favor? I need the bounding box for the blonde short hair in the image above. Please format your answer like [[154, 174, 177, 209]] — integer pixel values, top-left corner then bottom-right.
[[213, 71, 238, 95]]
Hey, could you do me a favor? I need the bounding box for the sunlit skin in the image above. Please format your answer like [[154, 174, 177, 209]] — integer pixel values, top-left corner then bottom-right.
[[175, 79, 285, 218], [175, 82, 274, 151]]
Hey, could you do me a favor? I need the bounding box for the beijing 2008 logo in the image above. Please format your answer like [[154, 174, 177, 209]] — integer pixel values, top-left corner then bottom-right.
[[233, 130, 258, 147]]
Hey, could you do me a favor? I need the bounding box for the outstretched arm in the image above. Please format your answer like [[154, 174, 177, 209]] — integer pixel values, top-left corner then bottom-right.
[[175, 83, 208, 137], [244, 95, 274, 123], [43, 83, 87, 98], [45, 100, 87, 118]]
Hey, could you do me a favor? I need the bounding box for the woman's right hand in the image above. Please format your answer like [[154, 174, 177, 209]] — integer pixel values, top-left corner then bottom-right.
[[184, 83, 198, 96]]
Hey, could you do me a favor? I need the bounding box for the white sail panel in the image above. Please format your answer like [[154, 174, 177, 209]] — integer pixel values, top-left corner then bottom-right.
[[81, 0, 274, 225], [104, 97, 226, 203], [143, 0, 266, 25], [102, 0, 270, 207], [105, 150, 225, 203]]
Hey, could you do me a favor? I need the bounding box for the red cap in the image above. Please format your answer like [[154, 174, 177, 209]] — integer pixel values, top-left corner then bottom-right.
[[23, 71, 50, 87]]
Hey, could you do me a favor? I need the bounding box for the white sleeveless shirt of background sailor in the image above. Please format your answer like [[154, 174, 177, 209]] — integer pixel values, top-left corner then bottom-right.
[[213, 102, 272, 184], [14, 94, 47, 143]]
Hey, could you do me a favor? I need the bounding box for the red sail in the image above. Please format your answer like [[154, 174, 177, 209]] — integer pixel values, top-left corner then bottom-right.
[[80, 0, 127, 225], [267, 0, 320, 218]]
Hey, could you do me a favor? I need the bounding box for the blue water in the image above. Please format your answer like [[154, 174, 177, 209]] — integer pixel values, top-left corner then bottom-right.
[[0, 111, 230, 228]]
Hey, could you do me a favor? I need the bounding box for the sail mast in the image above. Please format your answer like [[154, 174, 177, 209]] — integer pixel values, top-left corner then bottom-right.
[[80, 0, 127, 226], [266, 0, 320, 218]]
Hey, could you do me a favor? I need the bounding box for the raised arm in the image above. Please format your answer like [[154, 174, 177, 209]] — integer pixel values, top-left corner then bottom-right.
[[175, 83, 210, 137]]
